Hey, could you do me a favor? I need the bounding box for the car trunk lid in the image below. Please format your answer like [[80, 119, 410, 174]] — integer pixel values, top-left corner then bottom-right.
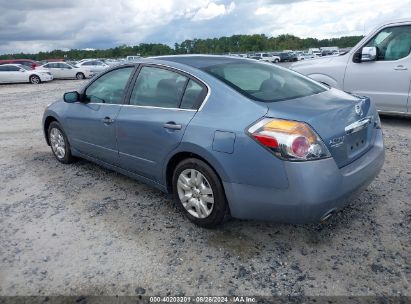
[[263, 88, 378, 168]]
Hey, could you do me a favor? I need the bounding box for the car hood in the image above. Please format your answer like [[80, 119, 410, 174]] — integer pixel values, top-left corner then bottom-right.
[[290, 56, 335, 69], [263, 88, 378, 168]]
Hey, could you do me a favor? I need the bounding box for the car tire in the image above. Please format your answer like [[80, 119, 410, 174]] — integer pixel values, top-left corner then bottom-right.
[[76, 72, 85, 80], [29, 75, 41, 84], [48, 121, 75, 164], [274, 59, 279, 63], [172, 158, 229, 228]]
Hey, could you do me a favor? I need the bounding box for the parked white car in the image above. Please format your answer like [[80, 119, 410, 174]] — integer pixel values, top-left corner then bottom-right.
[[0, 64, 53, 84], [40, 62, 94, 79], [254, 53, 281, 63], [291, 19, 411, 114], [75, 60, 109, 74]]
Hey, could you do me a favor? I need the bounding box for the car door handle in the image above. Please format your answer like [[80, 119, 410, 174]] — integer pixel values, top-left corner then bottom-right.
[[102, 117, 114, 125], [163, 122, 182, 130], [394, 65, 407, 70]]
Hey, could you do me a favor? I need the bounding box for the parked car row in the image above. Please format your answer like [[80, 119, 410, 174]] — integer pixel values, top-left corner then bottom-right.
[[0, 59, 110, 84]]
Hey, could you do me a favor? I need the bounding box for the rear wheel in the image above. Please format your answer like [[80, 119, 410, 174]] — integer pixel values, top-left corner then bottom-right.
[[274, 59, 279, 63], [172, 158, 229, 228], [29, 75, 41, 84], [48, 121, 74, 164], [76, 72, 85, 80]]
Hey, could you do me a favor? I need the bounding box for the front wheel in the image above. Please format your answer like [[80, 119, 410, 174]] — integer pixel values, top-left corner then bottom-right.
[[48, 121, 75, 164], [29, 75, 41, 84], [274, 59, 279, 63], [172, 158, 229, 228], [76, 72, 85, 80]]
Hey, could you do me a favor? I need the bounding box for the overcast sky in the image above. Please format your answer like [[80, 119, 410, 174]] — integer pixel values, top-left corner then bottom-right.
[[0, 0, 410, 54]]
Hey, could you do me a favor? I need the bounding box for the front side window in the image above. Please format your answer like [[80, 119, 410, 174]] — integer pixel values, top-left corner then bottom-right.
[[130, 66, 188, 108], [84, 67, 134, 104], [82, 61, 93, 66], [365, 25, 411, 61], [203, 62, 326, 102]]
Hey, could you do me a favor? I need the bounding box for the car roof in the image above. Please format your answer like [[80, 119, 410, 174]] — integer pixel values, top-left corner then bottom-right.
[[43, 61, 68, 64], [149, 55, 253, 69]]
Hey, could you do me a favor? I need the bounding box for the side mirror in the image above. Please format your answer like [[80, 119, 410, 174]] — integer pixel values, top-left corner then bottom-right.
[[361, 46, 377, 62], [63, 91, 80, 103], [19, 69, 25, 72]]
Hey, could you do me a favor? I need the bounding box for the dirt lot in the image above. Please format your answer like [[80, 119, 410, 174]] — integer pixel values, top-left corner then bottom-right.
[[0, 80, 410, 297]]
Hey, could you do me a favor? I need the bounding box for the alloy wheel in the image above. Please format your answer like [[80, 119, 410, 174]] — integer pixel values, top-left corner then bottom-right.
[[177, 169, 214, 219], [49, 127, 66, 159]]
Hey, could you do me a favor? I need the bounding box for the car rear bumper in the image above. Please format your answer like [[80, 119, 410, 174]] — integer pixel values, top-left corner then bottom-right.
[[223, 130, 384, 224], [40, 75, 53, 82]]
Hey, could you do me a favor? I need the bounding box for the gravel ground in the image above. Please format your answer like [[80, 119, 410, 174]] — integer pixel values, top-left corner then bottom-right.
[[0, 80, 410, 297]]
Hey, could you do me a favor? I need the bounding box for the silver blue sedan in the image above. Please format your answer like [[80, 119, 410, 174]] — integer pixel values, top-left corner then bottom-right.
[[42, 55, 384, 227]]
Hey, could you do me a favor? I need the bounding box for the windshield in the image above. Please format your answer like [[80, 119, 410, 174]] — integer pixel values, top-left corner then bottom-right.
[[18, 65, 31, 70], [202, 61, 326, 102]]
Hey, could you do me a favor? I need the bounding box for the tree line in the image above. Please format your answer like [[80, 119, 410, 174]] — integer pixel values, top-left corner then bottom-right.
[[0, 34, 363, 60]]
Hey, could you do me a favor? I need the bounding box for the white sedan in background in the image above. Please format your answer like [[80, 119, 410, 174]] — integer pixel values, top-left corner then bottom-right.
[[75, 60, 109, 74], [0, 64, 53, 84], [41, 62, 94, 79]]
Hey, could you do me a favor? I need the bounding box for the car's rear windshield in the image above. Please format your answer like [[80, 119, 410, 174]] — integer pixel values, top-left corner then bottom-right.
[[202, 61, 326, 102]]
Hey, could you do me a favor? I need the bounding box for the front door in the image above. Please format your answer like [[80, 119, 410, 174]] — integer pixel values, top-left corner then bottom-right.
[[58, 62, 75, 78], [64, 66, 135, 165], [116, 65, 207, 182], [344, 25, 411, 113]]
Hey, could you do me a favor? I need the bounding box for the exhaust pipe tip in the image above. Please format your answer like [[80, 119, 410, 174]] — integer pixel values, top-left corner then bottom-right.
[[320, 209, 336, 223]]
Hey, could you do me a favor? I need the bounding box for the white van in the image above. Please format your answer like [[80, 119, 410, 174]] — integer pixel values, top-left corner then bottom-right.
[[291, 19, 411, 114]]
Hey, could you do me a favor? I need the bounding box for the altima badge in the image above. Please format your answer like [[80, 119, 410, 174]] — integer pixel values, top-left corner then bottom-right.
[[329, 136, 345, 147]]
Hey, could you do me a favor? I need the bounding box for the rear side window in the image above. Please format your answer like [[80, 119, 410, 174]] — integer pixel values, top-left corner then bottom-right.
[[202, 62, 325, 102], [84, 67, 134, 104], [180, 80, 207, 109], [8, 66, 20, 71], [130, 66, 188, 108]]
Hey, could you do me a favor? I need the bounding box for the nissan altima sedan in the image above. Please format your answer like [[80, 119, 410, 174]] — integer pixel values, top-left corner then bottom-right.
[[0, 64, 53, 84], [40, 62, 94, 79], [42, 55, 384, 227]]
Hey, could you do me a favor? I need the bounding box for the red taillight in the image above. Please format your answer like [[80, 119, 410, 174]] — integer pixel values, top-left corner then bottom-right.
[[291, 136, 310, 158], [252, 133, 279, 148], [248, 118, 331, 161]]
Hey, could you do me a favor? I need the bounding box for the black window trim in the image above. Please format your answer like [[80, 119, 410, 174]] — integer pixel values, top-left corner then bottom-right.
[[123, 63, 210, 112]]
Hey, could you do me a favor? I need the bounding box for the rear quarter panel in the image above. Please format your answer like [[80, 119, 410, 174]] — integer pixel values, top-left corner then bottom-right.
[[164, 71, 290, 190]]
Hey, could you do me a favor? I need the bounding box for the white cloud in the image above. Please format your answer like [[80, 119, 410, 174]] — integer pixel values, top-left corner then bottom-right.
[[253, 0, 411, 39], [191, 1, 236, 21], [0, 0, 410, 54]]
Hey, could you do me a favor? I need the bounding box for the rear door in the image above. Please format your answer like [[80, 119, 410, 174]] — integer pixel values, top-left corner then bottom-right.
[[344, 25, 411, 113], [7, 65, 25, 82], [64, 66, 135, 165], [116, 65, 207, 181]]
